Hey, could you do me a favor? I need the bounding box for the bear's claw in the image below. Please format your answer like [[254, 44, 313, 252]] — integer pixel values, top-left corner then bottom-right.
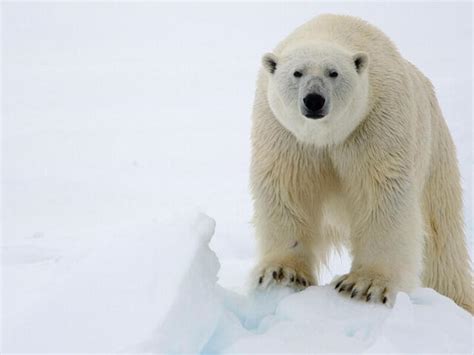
[[255, 265, 313, 291], [334, 271, 394, 306]]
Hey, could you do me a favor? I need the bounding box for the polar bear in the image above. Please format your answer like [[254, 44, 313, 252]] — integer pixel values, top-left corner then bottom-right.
[[250, 14, 472, 313]]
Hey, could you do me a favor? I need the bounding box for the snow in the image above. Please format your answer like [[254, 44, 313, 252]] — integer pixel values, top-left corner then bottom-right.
[[3, 212, 207, 352], [4, 212, 471, 353], [2, 2, 473, 354]]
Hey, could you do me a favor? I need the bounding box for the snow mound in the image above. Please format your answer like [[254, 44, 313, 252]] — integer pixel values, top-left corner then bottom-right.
[[2, 213, 472, 353], [149, 215, 471, 354]]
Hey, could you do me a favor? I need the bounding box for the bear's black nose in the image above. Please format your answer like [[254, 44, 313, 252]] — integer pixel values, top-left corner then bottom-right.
[[303, 93, 326, 119]]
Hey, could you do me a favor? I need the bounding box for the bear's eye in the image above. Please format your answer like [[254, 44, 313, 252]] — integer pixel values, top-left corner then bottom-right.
[[293, 71, 303, 78], [329, 70, 338, 78]]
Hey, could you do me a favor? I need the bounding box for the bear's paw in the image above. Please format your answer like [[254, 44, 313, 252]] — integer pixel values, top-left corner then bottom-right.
[[253, 260, 315, 291]]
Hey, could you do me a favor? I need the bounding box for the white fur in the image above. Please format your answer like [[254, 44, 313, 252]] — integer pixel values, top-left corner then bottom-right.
[[250, 14, 472, 313]]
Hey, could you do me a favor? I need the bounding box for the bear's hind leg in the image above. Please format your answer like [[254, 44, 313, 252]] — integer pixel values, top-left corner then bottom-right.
[[422, 163, 473, 313]]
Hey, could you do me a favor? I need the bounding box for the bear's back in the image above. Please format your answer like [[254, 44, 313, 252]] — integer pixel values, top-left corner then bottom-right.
[[275, 14, 398, 58]]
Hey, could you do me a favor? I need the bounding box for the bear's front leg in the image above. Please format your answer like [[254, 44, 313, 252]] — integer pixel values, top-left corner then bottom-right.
[[335, 177, 423, 306], [251, 201, 322, 291]]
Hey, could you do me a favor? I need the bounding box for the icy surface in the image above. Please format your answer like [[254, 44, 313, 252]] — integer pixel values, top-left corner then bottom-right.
[[3, 213, 471, 353], [2, 2, 473, 353]]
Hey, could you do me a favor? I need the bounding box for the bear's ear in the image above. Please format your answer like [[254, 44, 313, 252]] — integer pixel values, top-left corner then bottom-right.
[[262, 53, 278, 74], [353, 52, 369, 74]]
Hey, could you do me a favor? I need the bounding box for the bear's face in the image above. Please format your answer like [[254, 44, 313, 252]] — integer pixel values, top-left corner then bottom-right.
[[262, 43, 369, 146]]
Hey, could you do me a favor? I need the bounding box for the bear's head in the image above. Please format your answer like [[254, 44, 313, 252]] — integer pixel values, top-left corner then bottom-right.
[[262, 42, 369, 146]]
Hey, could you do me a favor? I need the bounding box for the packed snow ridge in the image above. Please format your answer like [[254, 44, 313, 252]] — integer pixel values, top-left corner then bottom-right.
[[2, 213, 472, 353]]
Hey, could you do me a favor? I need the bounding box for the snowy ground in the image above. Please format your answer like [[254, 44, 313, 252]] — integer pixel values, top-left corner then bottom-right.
[[2, 2, 473, 354]]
